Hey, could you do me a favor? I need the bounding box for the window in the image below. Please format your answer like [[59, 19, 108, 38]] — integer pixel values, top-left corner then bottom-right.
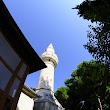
[[9, 78, 20, 97], [0, 91, 2, 107], [0, 61, 12, 91], [18, 63, 27, 78], [0, 32, 20, 71], [3, 98, 12, 110]]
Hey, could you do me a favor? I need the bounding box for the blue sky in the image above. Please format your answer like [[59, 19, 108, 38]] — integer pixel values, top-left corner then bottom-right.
[[4, 0, 93, 91]]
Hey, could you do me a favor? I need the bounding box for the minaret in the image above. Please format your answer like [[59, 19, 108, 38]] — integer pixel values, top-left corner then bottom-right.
[[37, 43, 58, 96], [34, 43, 64, 110]]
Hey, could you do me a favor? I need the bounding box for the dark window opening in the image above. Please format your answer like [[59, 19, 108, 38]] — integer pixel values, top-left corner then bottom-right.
[[3, 98, 12, 110]]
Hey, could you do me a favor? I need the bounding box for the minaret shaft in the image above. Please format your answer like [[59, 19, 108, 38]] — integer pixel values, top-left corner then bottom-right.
[[38, 62, 54, 91]]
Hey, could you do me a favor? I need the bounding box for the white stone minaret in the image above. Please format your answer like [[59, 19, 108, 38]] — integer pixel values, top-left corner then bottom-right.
[[34, 43, 64, 110], [37, 43, 58, 94]]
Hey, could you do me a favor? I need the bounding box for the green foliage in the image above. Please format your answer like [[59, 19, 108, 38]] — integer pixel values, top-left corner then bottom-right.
[[55, 87, 68, 108], [55, 61, 110, 110], [84, 23, 110, 70], [74, 0, 110, 69], [74, 0, 110, 23], [30, 87, 36, 91]]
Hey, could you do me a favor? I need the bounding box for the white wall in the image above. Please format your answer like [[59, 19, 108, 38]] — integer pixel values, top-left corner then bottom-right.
[[17, 92, 34, 110]]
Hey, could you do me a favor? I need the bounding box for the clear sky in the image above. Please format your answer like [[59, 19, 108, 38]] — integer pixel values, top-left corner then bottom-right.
[[4, 0, 93, 91]]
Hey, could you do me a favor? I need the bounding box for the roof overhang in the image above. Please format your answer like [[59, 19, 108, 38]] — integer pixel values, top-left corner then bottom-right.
[[22, 85, 38, 98], [0, 1, 46, 73]]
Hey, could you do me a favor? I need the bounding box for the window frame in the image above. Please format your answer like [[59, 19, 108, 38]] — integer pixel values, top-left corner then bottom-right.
[[0, 31, 29, 110]]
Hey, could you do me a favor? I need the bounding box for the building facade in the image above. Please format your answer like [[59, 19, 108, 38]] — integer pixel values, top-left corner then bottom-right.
[[0, 1, 46, 110], [17, 85, 38, 110]]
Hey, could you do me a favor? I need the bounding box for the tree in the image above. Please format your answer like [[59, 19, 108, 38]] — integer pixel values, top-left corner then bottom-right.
[[74, 0, 110, 23], [55, 87, 68, 109], [84, 23, 110, 69], [55, 60, 110, 110], [74, 0, 110, 70]]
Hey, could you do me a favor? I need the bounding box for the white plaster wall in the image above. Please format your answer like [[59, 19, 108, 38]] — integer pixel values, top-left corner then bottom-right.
[[17, 92, 34, 110]]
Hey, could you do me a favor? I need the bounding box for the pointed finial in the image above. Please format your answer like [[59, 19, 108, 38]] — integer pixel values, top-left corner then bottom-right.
[[46, 43, 55, 53], [47, 43, 54, 49]]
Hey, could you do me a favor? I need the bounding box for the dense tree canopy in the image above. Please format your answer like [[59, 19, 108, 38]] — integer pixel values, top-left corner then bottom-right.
[[55, 87, 68, 108], [55, 61, 110, 110], [74, 0, 110, 23], [74, 0, 110, 70]]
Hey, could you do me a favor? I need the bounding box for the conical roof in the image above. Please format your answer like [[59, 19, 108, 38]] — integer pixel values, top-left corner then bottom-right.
[[47, 43, 54, 49], [41, 43, 58, 67], [45, 43, 55, 53]]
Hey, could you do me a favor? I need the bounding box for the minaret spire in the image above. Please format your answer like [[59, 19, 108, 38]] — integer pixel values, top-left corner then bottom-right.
[[45, 43, 55, 54], [47, 43, 54, 49]]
